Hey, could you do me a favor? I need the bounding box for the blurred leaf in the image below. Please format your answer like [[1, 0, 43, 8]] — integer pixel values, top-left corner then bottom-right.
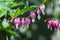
[[6, 29, 16, 35], [11, 35, 15, 40], [25, 1, 29, 6], [13, 5, 37, 18], [0, 25, 3, 30], [0, 0, 14, 2], [20, 6, 30, 14], [14, 8, 21, 18], [57, 13, 60, 19], [8, 13, 15, 18], [0, 10, 6, 18], [10, 2, 24, 8], [2, 18, 9, 28], [29, 5, 37, 11]]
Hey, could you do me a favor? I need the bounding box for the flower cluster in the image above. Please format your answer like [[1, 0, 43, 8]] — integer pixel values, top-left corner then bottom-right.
[[8, 4, 45, 33], [13, 18, 30, 33], [48, 19, 60, 32], [30, 4, 45, 23]]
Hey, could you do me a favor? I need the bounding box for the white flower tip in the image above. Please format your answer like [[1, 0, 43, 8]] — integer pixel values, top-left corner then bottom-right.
[[42, 11, 45, 15], [16, 24, 18, 30], [37, 15, 41, 20], [32, 19, 35, 23]]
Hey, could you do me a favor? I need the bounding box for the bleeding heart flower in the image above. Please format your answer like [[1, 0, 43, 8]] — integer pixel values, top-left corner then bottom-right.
[[30, 12, 36, 23], [47, 19, 53, 30], [48, 19, 53, 26], [30, 12, 36, 19], [37, 9, 41, 20], [25, 18, 30, 25], [40, 4, 45, 15], [14, 18, 20, 26], [57, 24, 60, 30], [40, 4, 45, 11], [53, 20, 59, 28], [56, 24, 60, 32], [37, 9, 41, 15]]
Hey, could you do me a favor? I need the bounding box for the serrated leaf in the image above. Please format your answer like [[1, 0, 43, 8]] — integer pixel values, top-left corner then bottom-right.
[[2, 18, 9, 28]]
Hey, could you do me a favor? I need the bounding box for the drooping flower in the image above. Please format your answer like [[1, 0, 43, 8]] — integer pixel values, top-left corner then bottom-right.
[[14, 18, 20, 26], [25, 18, 30, 25], [14, 18, 20, 29], [48, 19, 53, 26], [47, 19, 53, 30], [55, 24, 60, 32], [37, 9, 41, 20], [30, 12, 36, 23], [57, 24, 60, 30], [40, 4, 45, 15], [53, 20, 59, 28]]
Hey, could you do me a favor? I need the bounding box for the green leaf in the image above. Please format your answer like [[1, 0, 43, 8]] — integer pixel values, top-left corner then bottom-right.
[[8, 8, 21, 18], [8, 10, 16, 18], [14, 8, 21, 18], [25, 1, 29, 6], [10, 2, 24, 8], [29, 5, 37, 11], [0, 25, 3, 30], [20, 6, 30, 14], [2, 18, 9, 28], [13, 6, 30, 18], [0, 10, 6, 18], [6, 29, 16, 35], [8, 13, 15, 18]]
